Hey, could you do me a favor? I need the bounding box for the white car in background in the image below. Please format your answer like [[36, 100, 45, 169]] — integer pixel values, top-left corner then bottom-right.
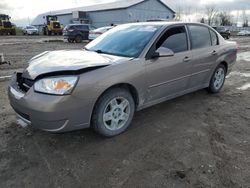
[[237, 30, 250, 36], [23, 26, 39, 35], [89, 26, 113, 40]]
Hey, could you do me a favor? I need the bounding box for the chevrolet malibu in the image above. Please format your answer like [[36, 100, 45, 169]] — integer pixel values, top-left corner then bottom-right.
[[8, 22, 237, 137]]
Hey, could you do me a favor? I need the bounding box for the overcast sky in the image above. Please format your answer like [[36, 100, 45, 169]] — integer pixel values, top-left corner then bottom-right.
[[1, 0, 249, 25]]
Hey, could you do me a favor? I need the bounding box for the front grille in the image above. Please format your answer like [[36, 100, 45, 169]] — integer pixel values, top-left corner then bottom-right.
[[3, 21, 11, 28], [16, 73, 34, 93], [53, 22, 60, 29]]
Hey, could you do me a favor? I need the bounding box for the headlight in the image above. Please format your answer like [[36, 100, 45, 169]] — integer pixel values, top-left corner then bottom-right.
[[34, 76, 78, 95]]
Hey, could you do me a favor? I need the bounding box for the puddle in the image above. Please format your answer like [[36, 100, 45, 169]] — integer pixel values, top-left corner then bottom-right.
[[237, 83, 250, 91], [227, 71, 250, 78], [237, 52, 250, 61]]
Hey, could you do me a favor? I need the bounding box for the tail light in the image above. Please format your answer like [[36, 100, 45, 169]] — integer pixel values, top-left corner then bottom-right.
[[94, 32, 103, 35]]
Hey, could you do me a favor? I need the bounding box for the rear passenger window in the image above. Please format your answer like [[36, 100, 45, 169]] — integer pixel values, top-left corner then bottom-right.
[[75, 25, 87, 30], [188, 25, 211, 49], [156, 26, 188, 53], [210, 30, 218, 46]]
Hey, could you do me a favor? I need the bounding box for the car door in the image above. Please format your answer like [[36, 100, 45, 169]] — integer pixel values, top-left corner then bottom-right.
[[81, 25, 89, 40], [145, 25, 193, 103], [187, 25, 219, 88]]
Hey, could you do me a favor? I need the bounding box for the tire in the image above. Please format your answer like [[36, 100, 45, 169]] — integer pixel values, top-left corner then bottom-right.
[[43, 27, 47, 35], [10, 29, 16, 36], [208, 64, 226, 93], [75, 35, 83, 43], [92, 88, 135, 137]]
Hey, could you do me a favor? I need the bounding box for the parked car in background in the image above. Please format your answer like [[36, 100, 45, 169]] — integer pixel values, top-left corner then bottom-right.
[[89, 26, 114, 40], [23, 26, 39, 35], [8, 22, 237, 137], [63, 24, 96, 43], [213, 26, 230, 39], [237, 30, 250, 36]]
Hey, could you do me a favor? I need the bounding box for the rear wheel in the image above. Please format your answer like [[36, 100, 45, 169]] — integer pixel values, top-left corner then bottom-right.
[[10, 29, 16, 35], [75, 35, 83, 43], [92, 88, 135, 137], [67, 39, 74, 43], [208, 64, 226, 93]]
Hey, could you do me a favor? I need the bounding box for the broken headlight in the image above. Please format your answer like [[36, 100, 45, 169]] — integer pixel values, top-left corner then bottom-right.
[[34, 76, 78, 95]]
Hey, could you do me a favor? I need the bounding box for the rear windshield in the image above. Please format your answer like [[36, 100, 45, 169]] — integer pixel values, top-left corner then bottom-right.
[[216, 27, 226, 32], [64, 25, 75, 30]]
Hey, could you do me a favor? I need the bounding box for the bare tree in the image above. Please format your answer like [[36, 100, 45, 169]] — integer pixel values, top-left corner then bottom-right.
[[243, 20, 249, 27], [242, 9, 249, 27], [218, 11, 232, 26], [175, 5, 183, 21], [205, 4, 217, 25], [200, 17, 205, 23]]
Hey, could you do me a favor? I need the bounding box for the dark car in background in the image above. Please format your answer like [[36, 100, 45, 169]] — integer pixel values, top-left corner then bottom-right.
[[213, 26, 230, 39], [63, 24, 96, 43]]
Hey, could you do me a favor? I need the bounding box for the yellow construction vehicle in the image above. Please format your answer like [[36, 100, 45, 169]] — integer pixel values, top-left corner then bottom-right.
[[0, 14, 16, 35], [43, 15, 63, 35]]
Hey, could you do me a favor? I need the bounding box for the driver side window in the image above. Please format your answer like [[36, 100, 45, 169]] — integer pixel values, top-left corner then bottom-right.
[[156, 26, 188, 53]]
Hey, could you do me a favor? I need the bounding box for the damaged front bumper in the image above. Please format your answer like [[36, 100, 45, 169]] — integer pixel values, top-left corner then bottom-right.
[[8, 73, 92, 133]]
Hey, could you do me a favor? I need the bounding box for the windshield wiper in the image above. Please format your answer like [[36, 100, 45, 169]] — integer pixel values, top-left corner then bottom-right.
[[94, 49, 115, 56], [83, 48, 110, 54], [95, 49, 106, 54]]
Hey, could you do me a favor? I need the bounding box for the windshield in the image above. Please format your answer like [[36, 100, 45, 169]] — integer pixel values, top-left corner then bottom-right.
[[85, 24, 161, 58]]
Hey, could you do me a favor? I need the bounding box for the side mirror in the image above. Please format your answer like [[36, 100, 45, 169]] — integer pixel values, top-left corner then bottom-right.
[[152, 47, 174, 58]]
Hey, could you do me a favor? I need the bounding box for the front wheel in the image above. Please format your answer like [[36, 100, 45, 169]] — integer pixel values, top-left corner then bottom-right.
[[92, 88, 135, 137], [208, 64, 226, 93]]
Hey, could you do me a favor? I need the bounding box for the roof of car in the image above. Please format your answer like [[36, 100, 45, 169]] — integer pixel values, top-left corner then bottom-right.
[[121, 22, 209, 27], [67, 24, 90, 26]]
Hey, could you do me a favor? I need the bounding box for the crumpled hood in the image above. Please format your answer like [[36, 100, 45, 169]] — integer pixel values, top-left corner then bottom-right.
[[22, 50, 129, 80]]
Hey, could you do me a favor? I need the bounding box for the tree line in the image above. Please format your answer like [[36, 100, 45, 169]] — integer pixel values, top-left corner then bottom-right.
[[175, 4, 249, 27]]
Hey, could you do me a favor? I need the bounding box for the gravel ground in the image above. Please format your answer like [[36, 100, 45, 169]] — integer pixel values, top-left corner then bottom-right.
[[0, 35, 250, 188]]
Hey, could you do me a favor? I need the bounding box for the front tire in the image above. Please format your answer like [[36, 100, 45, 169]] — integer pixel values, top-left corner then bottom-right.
[[92, 88, 135, 137], [208, 64, 226, 93]]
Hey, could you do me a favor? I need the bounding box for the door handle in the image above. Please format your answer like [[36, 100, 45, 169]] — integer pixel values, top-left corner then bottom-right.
[[212, 50, 217, 55], [183, 56, 191, 62]]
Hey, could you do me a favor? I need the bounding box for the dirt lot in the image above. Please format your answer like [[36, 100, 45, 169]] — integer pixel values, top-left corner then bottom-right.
[[0, 35, 250, 188]]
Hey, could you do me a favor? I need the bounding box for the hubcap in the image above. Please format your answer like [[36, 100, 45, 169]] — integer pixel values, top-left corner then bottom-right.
[[103, 97, 130, 131], [213, 67, 225, 90]]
